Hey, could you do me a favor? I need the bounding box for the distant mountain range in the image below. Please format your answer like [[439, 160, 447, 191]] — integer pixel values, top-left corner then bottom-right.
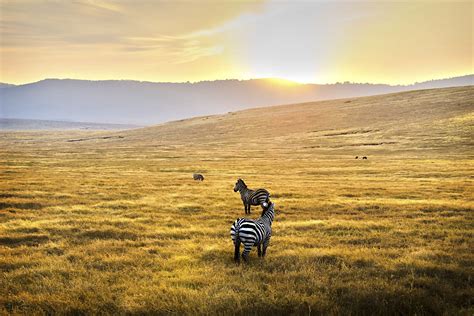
[[0, 75, 472, 125]]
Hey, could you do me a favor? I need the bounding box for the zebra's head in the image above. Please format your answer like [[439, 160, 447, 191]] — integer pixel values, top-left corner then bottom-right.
[[260, 200, 274, 218], [233, 179, 246, 192]]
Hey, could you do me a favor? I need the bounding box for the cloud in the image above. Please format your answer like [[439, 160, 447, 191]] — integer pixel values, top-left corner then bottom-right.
[[0, 0, 264, 82], [122, 35, 224, 64], [0, 1, 263, 45]]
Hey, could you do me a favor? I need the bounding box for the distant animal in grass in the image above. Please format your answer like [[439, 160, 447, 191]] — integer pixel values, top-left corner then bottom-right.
[[231, 201, 275, 263], [233, 178, 270, 215], [193, 173, 204, 181], [362, 156, 368, 160], [355, 156, 359, 159]]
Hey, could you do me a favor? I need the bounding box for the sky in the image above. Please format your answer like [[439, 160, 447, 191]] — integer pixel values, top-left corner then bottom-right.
[[0, 0, 472, 85]]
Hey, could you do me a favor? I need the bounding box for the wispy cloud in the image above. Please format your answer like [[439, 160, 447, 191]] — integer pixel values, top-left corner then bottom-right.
[[122, 35, 224, 64], [74, 0, 124, 13]]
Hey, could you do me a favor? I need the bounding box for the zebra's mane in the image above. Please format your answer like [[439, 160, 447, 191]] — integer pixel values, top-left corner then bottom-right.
[[238, 179, 247, 188], [260, 202, 274, 219]]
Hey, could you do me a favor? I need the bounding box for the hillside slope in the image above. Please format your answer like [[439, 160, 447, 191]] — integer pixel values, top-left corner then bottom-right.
[[113, 86, 473, 157], [6, 86, 472, 158]]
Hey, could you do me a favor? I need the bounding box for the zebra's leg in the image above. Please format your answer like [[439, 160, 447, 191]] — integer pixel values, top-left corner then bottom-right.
[[262, 238, 270, 257], [234, 240, 241, 263], [257, 244, 262, 257], [242, 243, 252, 262], [243, 202, 248, 214], [248, 204, 251, 214]]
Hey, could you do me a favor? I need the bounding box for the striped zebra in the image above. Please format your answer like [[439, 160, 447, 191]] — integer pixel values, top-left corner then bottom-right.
[[233, 178, 270, 214], [230, 201, 275, 263]]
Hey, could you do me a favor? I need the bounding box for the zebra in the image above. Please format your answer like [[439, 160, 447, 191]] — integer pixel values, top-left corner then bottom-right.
[[193, 173, 204, 181], [233, 178, 270, 214], [230, 201, 275, 263]]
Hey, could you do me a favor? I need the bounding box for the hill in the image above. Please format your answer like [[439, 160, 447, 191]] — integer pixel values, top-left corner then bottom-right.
[[90, 86, 472, 157], [0, 75, 472, 125], [0, 86, 472, 314]]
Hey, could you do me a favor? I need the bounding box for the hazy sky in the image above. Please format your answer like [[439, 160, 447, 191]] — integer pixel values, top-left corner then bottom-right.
[[0, 0, 472, 84]]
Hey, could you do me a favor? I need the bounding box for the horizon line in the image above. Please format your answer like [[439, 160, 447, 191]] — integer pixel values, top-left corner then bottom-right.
[[1, 73, 473, 87]]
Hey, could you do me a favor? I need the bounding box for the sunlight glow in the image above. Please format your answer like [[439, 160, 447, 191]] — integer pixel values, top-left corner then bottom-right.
[[0, 0, 471, 85]]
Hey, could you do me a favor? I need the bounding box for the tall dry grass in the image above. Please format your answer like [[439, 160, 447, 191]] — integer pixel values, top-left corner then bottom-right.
[[1, 87, 473, 314]]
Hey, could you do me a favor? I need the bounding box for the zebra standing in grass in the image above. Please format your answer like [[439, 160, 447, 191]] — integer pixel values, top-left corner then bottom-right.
[[230, 201, 275, 263], [193, 173, 204, 181], [233, 178, 270, 214]]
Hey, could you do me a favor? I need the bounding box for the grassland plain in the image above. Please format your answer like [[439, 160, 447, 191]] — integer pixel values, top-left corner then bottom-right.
[[0, 86, 473, 315]]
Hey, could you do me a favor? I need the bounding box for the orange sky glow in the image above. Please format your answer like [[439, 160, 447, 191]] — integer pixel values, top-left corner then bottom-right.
[[0, 0, 472, 85]]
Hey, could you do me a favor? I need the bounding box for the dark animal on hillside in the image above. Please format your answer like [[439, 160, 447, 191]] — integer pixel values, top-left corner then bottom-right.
[[193, 173, 204, 181], [362, 156, 368, 160], [233, 178, 270, 215], [355, 156, 359, 159], [231, 201, 275, 263]]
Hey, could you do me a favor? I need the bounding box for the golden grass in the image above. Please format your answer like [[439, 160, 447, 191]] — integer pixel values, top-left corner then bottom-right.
[[0, 87, 473, 314]]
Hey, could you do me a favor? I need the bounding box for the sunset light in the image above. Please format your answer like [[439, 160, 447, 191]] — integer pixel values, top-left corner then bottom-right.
[[1, 0, 471, 85], [1, 1, 473, 314]]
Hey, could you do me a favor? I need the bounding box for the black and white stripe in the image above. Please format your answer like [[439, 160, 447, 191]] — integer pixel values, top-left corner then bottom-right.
[[230, 201, 275, 263], [233, 178, 270, 214]]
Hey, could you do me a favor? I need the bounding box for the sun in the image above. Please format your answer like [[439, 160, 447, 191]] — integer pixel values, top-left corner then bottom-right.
[[262, 77, 304, 86]]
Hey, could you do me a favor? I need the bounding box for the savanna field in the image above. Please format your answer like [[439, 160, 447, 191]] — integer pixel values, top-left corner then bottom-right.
[[1, 87, 473, 314]]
